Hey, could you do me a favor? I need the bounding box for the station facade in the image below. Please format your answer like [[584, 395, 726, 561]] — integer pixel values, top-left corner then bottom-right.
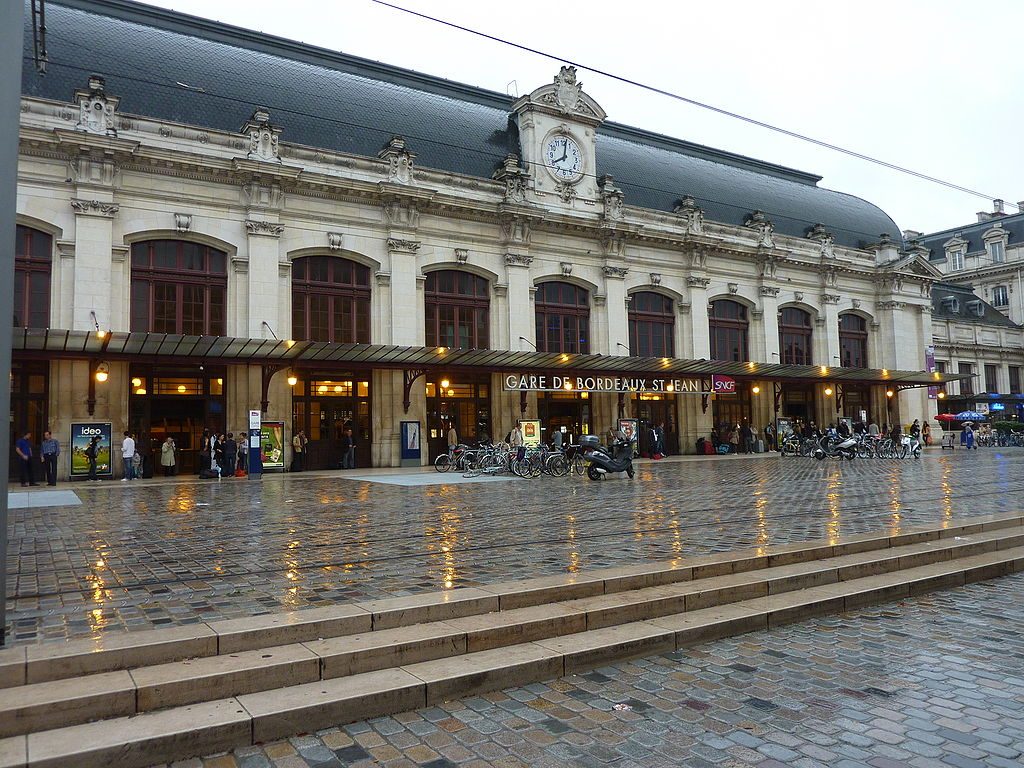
[[14, 0, 952, 475]]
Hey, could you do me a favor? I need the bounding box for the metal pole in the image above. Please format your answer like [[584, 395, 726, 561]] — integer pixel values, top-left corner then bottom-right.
[[0, 0, 24, 647]]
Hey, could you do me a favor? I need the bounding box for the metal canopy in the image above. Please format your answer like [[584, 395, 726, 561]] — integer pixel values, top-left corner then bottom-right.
[[12, 328, 966, 387]]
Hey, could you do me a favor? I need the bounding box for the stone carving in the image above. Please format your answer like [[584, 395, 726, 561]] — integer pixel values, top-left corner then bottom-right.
[[917, 304, 932, 315], [455, 248, 469, 264], [493, 154, 529, 202], [794, 291, 804, 302], [557, 181, 577, 204], [599, 175, 624, 221], [677, 301, 691, 314], [505, 253, 534, 267], [378, 136, 415, 184], [757, 252, 778, 280], [727, 283, 739, 294], [650, 272, 662, 286], [673, 195, 705, 235], [745, 210, 775, 248], [74, 75, 119, 136], [820, 265, 839, 289], [687, 276, 711, 288], [70, 199, 119, 217], [174, 213, 192, 233], [806, 223, 836, 259], [593, 294, 607, 307], [560, 262, 573, 277], [375, 272, 392, 286], [601, 228, 626, 260], [821, 293, 841, 305], [241, 108, 282, 163], [383, 198, 419, 230], [760, 286, 780, 297], [386, 238, 420, 253], [500, 215, 532, 247], [690, 248, 708, 270], [493, 283, 508, 297], [877, 300, 907, 311], [603, 266, 628, 279], [852, 298, 862, 309], [245, 219, 284, 236], [327, 232, 343, 251]]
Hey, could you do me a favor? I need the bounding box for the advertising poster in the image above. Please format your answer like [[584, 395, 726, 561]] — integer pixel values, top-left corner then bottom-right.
[[260, 421, 285, 470], [776, 417, 794, 439], [70, 422, 113, 478], [400, 421, 421, 462], [520, 419, 542, 447], [926, 345, 938, 399], [617, 418, 638, 445]]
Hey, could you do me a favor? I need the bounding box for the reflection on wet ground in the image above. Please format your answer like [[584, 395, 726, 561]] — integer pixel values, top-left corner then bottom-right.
[[5, 450, 1021, 645]]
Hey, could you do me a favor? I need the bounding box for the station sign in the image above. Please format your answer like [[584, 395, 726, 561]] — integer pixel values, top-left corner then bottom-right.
[[502, 374, 703, 394], [711, 374, 736, 394]]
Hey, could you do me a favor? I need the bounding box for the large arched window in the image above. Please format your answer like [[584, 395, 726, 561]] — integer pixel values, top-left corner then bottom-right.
[[779, 307, 813, 365], [839, 314, 868, 368], [131, 240, 227, 335], [14, 225, 52, 328], [535, 282, 589, 353], [629, 291, 674, 357], [425, 270, 489, 349], [709, 299, 748, 362], [292, 256, 371, 343]]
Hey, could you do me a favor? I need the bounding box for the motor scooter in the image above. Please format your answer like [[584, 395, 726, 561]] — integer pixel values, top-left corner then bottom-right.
[[580, 434, 636, 480], [813, 432, 857, 461]]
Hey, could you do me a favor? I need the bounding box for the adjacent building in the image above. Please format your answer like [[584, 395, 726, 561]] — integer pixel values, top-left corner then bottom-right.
[[13, 0, 954, 476]]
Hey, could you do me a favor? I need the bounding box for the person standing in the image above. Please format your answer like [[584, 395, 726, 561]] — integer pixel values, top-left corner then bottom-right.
[[446, 422, 459, 450], [552, 428, 563, 451], [510, 421, 524, 448], [730, 425, 740, 454], [922, 421, 932, 446], [344, 427, 355, 469], [339, 428, 352, 469], [868, 420, 879, 437], [223, 433, 237, 477], [237, 433, 248, 474], [764, 422, 776, 452], [41, 430, 60, 486], [740, 422, 753, 454], [121, 431, 136, 481], [86, 435, 100, 481], [655, 423, 666, 457], [160, 436, 176, 477], [291, 430, 307, 471], [15, 431, 37, 487]]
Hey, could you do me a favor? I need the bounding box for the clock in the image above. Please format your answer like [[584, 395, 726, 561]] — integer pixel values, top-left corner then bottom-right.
[[543, 134, 584, 182]]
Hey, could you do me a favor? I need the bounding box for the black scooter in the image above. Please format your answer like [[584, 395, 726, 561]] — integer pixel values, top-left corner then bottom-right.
[[580, 435, 635, 480]]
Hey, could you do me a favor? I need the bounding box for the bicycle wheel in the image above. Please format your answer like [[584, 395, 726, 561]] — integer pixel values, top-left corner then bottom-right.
[[548, 455, 569, 477], [434, 454, 451, 473], [572, 455, 586, 475]]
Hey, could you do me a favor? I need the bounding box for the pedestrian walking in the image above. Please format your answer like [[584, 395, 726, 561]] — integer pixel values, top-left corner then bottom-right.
[[922, 421, 932, 446], [446, 423, 459, 450], [86, 435, 100, 481], [41, 430, 60, 486], [655, 422, 666, 457], [15, 431, 37, 487], [121, 431, 136, 481], [552, 428, 563, 451], [160, 436, 176, 477]]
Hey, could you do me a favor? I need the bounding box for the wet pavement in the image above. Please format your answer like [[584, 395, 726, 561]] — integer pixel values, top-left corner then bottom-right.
[[163, 571, 1024, 768], [6, 449, 1024, 645]]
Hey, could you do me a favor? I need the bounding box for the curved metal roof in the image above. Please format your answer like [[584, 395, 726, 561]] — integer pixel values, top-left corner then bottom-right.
[[25, 0, 902, 250]]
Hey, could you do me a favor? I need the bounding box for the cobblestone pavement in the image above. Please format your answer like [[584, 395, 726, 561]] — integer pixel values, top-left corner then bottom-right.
[[167, 572, 1024, 768], [6, 449, 1024, 644]]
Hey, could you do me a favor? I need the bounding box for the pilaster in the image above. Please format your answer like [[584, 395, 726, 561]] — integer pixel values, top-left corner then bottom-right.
[[688, 276, 711, 359], [70, 198, 118, 331]]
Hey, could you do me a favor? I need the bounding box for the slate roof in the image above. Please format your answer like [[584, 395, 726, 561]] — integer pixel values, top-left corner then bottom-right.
[[931, 282, 1019, 328], [917, 211, 1024, 262], [24, 0, 902, 249]]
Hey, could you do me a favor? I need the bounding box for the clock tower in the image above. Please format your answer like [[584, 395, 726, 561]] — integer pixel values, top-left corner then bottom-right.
[[511, 66, 607, 208]]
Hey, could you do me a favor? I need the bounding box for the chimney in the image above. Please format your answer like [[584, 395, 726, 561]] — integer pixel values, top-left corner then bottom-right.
[[993, 199, 1005, 215], [873, 233, 900, 265], [977, 211, 992, 223], [902, 229, 923, 242]]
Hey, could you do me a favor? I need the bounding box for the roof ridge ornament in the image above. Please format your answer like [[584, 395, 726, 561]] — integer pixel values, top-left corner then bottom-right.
[[674, 196, 705, 235], [74, 75, 119, 137], [493, 154, 529, 202], [806, 222, 836, 260], [378, 136, 415, 185], [241, 108, 282, 163], [745, 210, 775, 249]]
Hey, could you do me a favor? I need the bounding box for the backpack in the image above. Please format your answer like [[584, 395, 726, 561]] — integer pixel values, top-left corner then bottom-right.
[[85, 443, 96, 459]]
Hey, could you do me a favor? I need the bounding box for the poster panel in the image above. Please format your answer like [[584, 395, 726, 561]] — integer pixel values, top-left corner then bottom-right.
[[520, 419, 542, 447], [775, 417, 794, 439], [70, 422, 113, 478], [400, 421, 422, 460], [926, 345, 938, 399], [260, 421, 285, 470], [617, 418, 639, 444]]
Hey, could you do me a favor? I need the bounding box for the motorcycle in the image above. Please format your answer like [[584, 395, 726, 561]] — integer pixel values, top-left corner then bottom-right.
[[813, 432, 857, 461], [580, 434, 636, 480]]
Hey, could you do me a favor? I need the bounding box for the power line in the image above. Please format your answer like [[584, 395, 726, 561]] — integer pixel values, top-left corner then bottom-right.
[[370, 0, 1020, 214]]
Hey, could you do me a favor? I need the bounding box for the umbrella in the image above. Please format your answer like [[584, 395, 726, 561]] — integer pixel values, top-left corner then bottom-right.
[[935, 413, 958, 422], [955, 411, 987, 421]]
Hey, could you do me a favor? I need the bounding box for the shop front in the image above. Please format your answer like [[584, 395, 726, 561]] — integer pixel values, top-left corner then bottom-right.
[[128, 365, 226, 475], [537, 390, 592, 446], [291, 374, 371, 469], [425, 373, 491, 460], [632, 393, 678, 456]]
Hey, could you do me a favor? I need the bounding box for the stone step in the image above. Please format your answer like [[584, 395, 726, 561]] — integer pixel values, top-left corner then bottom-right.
[[2, 526, 1022, 741], [2, 512, 1018, 691], [5, 542, 1022, 768]]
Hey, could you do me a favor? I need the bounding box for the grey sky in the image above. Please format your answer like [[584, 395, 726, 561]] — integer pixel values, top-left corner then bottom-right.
[[137, 0, 1024, 236]]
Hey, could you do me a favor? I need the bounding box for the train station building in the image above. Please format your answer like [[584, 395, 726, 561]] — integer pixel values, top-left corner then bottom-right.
[[13, 0, 961, 474]]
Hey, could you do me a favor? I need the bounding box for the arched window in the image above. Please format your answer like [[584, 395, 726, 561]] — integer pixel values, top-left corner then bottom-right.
[[131, 240, 227, 335], [292, 256, 371, 343], [629, 291, 675, 357], [779, 307, 813, 365], [535, 282, 589, 353], [425, 270, 489, 349], [709, 299, 748, 362], [839, 314, 868, 368], [14, 225, 52, 328]]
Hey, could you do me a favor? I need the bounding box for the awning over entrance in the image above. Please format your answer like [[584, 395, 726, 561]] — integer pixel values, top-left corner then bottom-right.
[[13, 327, 964, 387]]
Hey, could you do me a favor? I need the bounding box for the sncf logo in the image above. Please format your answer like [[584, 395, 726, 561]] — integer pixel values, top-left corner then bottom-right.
[[712, 375, 736, 394]]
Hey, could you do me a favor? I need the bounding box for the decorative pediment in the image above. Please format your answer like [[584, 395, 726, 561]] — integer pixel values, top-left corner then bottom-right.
[[982, 222, 1008, 243], [74, 75, 119, 136], [512, 66, 607, 125], [378, 136, 415, 185], [598, 175, 624, 221], [241, 108, 282, 163]]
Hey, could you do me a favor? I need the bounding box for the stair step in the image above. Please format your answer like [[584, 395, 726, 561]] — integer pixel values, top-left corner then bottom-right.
[[7, 541, 1024, 768]]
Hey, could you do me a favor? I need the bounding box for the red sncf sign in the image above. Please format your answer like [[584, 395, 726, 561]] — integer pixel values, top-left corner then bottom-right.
[[711, 374, 736, 394]]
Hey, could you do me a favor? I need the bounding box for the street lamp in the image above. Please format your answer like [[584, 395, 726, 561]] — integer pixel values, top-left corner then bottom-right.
[[94, 361, 109, 383]]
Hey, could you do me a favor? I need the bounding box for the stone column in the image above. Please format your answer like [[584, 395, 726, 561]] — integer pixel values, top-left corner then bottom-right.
[[604, 266, 629, 355], [385, 238, 420, 345], [70, 199, 118, 331], [505, 255, 534, 350], [821, 293, 841, 367], [244, 220, 285, 338], [759, 287, 781, 364], [688, 277, 711, 359]]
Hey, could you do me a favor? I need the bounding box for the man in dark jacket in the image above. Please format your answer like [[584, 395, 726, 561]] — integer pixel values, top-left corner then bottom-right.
[[223, 433, 237, 476], [339, 429, 352, 469]]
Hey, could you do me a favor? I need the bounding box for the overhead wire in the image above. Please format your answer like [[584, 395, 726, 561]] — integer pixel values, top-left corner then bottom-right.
[[369, 0, 1020, 214]]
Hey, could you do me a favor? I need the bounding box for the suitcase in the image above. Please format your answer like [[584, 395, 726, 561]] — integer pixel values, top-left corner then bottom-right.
[[703, 442, 715, 455], [755, 439, 765, 453]]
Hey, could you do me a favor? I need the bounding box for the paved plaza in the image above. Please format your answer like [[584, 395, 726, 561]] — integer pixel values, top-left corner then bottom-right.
[[6, 448, 1024, 646], [168, 572, 1024, 768]]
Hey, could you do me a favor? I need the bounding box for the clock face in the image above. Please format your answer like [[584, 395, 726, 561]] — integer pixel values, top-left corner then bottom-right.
[[544, 135, 584, 182]]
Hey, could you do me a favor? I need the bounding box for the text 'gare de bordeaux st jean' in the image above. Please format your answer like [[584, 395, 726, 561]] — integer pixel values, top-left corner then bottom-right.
[[10, 0, 966, 476]]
